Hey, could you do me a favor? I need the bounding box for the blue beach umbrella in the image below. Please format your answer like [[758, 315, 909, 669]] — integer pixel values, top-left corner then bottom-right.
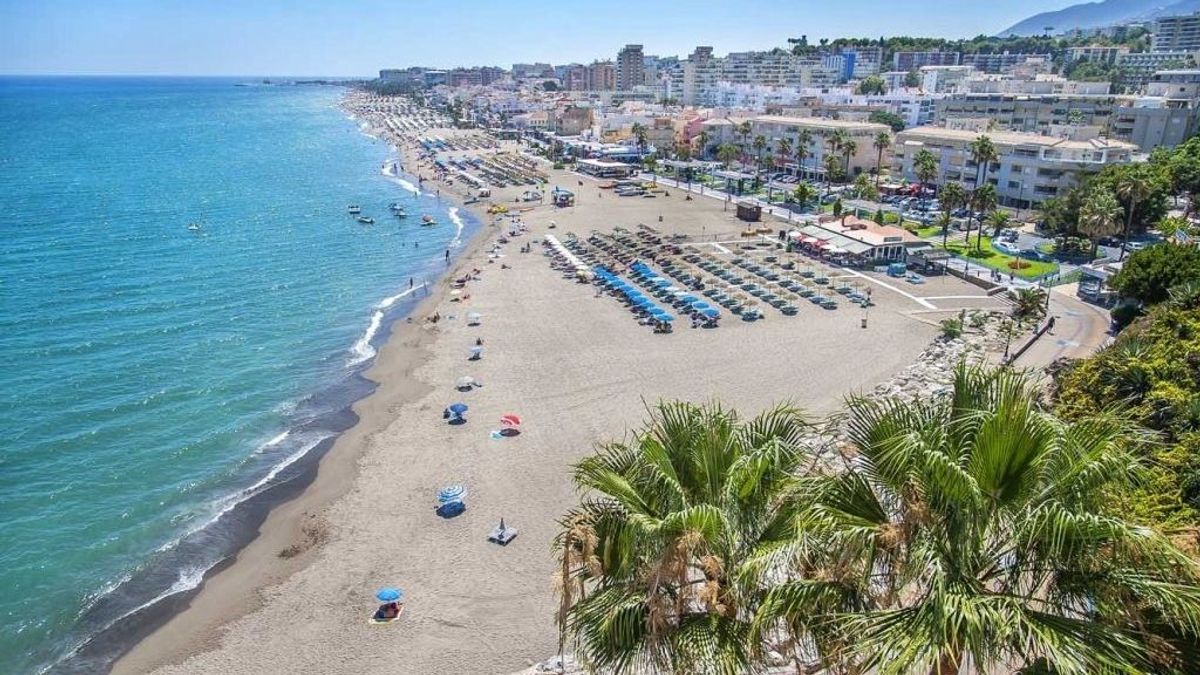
[[448, 403, 468, 414], [437, 484, 467, 503], [376, 587, 404, 602], [702, 308, 720, 318]]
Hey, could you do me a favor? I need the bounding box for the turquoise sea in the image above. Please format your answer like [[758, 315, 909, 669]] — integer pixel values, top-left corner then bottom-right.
[[0, 77, 473, 673]]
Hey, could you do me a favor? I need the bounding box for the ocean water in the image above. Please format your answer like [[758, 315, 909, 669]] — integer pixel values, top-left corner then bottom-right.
[[0, 77, 473, 673]]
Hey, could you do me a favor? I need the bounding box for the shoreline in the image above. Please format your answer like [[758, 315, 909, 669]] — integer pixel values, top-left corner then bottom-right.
[[109, 97, 497, 673], [112, 94, 1030, 675]]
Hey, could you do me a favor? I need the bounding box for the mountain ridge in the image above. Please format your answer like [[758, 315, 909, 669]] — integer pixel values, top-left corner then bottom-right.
[[999, 0, 1200, 37]]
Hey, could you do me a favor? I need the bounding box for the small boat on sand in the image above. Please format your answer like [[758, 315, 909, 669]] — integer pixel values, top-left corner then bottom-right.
[[357, 216, 375, 224], [348, 205, 362, 214]]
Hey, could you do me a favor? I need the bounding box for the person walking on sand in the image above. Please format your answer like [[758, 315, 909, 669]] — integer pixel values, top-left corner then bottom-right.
[[445, 249, 450, 262]]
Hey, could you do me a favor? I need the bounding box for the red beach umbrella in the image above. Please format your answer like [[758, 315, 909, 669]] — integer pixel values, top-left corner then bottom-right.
[[500, 414, 522, 427]]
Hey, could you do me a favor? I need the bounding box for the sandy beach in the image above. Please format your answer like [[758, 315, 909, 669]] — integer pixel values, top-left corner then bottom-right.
[[114, 98, 1014, 675]]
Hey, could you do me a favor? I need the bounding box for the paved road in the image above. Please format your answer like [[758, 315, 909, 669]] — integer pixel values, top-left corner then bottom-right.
[[1010, 285, 1112, 369]]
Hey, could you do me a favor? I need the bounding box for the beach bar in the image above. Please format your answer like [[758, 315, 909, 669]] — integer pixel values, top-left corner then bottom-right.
[[575, 158, 638, 179]]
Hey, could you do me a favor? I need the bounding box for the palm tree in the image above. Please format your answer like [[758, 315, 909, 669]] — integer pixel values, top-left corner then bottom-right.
[[872, 131, 891, 189], [825, 130, 847, 182], [1078, 188, 1124, 259], [643, 154, 658, 182], [939, 181, 967, 249], [968, 135, 999, 250], [853, 173, 877, 202], [737, 121, 753, 165], [986, 209, 1010, 239], [555, 402, 810, 674], [841, 138, 858, 180], [914, 148, 939, 210], [631, 122, 648, 157], [751, 365, 1200, 675], [752, 134, 768, 175], [792, 182, 816, 212], [969, 134, 998, 192], [1115, 167, 1154, 261], [1011, 286, 1047, 324], [794, 129, 813, 179], [972, 183, 998, 251], [716, 143, 738, 169], [695, 129, 711, 159], [775, 137, 792, 173]]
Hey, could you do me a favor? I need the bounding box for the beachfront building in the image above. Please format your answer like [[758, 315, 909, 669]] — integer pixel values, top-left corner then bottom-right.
[[892, 126, 1137, 209], [616, 45, 645, 91], [935, 91, 1200, 151], [1153, 12, 1200, 53], [794, 216, 926, 264], [575, 158, 638, 178], [750, 116, 892, 179]]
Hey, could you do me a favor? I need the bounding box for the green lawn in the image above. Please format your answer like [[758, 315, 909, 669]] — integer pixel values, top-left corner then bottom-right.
[[910, 224, 943, 238], [940, 236, 1059, 279]]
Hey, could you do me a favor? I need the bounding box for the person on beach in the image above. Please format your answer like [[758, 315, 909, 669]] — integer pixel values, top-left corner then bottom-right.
[[445, 249, 450, 262], [408, 277, 413, 289]]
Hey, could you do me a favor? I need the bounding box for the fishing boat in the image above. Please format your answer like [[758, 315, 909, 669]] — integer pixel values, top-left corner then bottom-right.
[[187, 222, 202, 232], [357, 216, 375, 224], [421, 215, 436, 227], [348, 205, 362, 214], [393, 210, 407, 218], [388, 202, 404, 212]]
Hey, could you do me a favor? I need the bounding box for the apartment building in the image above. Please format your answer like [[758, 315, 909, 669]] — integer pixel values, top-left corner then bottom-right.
[[616, 44, 645, 91], [586, 61, 615, 91], [960, 76, 1112, 96], [1063, 46, 1129, 65], [892, 126, 1136, 208], [960, 52, 1044, 74], [893, 51, 960, 71], [1116, 51, 1200, 89], [1147, 69, 1200, 100], [750, 115, 892, 178], [838, 46, 884, 78], [934, 92, 1198, 150], [681, 46, 721, 106], [1152, 12, 1200, 53], [921, 66, 977, 93]]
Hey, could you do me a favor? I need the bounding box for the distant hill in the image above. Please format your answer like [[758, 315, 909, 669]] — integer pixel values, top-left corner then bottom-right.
[[999, 0, 1200, 37]]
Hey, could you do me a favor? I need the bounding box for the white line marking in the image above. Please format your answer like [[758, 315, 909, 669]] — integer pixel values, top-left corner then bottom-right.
[[841, 268, 937, 309]]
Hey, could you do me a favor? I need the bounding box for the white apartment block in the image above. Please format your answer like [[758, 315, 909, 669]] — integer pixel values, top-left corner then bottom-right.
[[921, 66, 978, 93], [1116, 51, 1200, 88], [962, 75, 1112, 96], [934, 92, 1200, 151], [892, 126, 1136, 208], [1153, 12, 1200, 53]]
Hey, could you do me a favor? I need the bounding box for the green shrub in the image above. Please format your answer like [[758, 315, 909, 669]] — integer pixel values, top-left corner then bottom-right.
[[940, 317, 963, 338], [1110, 303, 1141, 331]]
